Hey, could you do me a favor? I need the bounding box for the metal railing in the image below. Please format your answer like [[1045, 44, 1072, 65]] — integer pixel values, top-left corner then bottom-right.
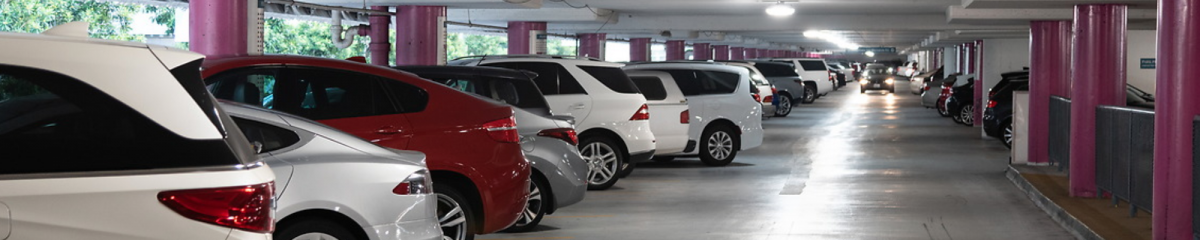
[[1094, 105, 1155, 216], [1049, 96, 1072, 171]]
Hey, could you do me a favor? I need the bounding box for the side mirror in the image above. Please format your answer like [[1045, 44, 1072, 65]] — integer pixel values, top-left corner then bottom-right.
[[549, 115, 576, 125]]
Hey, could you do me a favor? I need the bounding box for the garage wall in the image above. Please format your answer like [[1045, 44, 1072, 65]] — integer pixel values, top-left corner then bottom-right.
[[1126, 30, 1156, 94], [943, 46, 958, 78], [982, 38, 1031, 90]]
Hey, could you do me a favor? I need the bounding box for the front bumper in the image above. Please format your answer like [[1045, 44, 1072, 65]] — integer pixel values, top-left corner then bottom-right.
[[859, 81, 894, 90]]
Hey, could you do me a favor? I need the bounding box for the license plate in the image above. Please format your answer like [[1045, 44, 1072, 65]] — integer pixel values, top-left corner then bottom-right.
[[873, 84, 881, 88]]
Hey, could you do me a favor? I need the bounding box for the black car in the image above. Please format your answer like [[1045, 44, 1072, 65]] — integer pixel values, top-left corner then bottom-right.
[[858, 64, 896, 93], [946, 76, 976, 125], [827, 64, 847, 87], [982, 72, 1030, 148]]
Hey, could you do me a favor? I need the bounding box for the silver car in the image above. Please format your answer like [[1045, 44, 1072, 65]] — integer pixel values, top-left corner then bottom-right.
[[396, 66, 589, 232]]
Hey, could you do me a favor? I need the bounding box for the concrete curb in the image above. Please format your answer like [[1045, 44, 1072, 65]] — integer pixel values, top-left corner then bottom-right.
[[1005, 166, 1104, 240]]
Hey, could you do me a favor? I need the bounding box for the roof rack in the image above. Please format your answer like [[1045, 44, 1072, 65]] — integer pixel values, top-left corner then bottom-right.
[[450, 54, 603, 62]]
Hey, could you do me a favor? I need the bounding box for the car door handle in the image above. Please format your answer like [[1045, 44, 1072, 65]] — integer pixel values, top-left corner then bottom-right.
[[375, 126, 402, 135], [569, 103, 586, 109]]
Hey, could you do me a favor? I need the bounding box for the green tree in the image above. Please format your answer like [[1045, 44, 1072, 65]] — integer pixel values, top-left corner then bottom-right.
[[547, 38, 577, 56], [0, 0, 145, 41], [262, 18, 370, 60]]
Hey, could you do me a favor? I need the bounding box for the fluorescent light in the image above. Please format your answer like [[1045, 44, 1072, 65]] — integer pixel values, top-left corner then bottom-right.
[[766, 3, 795, 16], [865, 51, 876, 57]]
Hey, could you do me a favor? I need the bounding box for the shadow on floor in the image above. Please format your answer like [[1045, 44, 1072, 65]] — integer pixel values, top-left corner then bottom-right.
[[636, 160, 755, 168]]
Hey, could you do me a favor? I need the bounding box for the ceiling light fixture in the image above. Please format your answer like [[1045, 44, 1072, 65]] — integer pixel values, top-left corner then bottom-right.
[[865, 51, 876, 57], [765, 2, 795, 17]]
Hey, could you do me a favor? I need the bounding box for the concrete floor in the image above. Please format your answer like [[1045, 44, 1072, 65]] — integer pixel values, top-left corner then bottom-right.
[[482, 81, 1074, 240]]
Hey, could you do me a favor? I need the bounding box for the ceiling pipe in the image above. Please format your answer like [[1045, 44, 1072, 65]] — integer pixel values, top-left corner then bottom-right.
[[331, 11, 368, 49]]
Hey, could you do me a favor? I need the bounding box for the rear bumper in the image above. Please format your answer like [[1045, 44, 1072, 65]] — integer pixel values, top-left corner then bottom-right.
[[629, 150, 656, 163], [368, 217, 442, 240]]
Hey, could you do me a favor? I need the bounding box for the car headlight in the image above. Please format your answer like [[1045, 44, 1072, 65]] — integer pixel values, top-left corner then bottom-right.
[[885, 78, 895, 84], [859, 80, 868, 85]]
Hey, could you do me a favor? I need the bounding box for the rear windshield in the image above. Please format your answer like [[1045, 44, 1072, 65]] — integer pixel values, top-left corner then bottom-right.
[[0, 64, 247, 175], [579, 66, 641, 94], [754, 63, 799, 77], [660, 70, 741, 96], [424, 75, 552, 115], [485, 62, 587, 95], [630, 76, 669, 101], [797, 60, 828, 71]]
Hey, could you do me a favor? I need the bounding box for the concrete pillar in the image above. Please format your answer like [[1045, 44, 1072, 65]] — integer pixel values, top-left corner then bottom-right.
[[745, 48, 759, 59], [714, 45, 730, 60], [1028, 21, 1073, 165], [508, 21, 547, 55], [629, 38, 651, 62], [368, 6, 391, 66], [1068, 4, 1127, 198], [189, 0, 248, 56], [578, 33, 606, 60], [973, 40, 984, 126], [693, 43, 712, 60], [1154, 0, 1200, 238], [666, 40, 686, 60], [395, 6, 446, 66], [758, 49, 770, 59], [730, 47, 745, 60]]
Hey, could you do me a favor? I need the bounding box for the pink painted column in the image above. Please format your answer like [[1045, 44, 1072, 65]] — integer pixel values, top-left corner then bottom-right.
[[693, 43, 712, 60], [508, 21, 547, 55], [714, 45, 730, 60], [577, 33, 606, 60], [1154, 0, 1200, 238], [665, 40, 686, 60], [368, 6, 391, 66], [745, 48, 759, 59], [730, 47, 745, 60], [189, 0, 248, 56], [758, 49, 770, 58], [1028, 21, 1073, 165], [629, 38, 651, 62], [395, 6, 445, 66], [1069, 4, 1127, 198], [973, 40, 984, 126]]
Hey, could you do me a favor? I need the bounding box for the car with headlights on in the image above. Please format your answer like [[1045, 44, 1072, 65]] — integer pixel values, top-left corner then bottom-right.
[[858, 64, 897, 93], [223, 102, 441, 240]]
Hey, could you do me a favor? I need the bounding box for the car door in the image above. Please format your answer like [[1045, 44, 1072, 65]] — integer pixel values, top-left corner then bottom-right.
[[0, 202, 8, 240], [485, 62, 592, 121], [282, 68, 416, 149], [627, 72, 690, 154]]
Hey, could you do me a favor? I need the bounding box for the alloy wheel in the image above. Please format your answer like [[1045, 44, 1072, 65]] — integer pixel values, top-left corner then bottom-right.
[[1004, 124, 1014, 148], [707, 131, 734, 160], [292, 233, 338, 240], [960, 105, 974, 125], [437, 193, 469, 240], [804, 87, 816, 103], [775, 96, 792, 116], [510, 180, 543, 229], [582, 142, 619, 186]]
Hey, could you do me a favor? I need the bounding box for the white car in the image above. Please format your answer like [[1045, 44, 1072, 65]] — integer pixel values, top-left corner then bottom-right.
[[452, 55, 655, 189], [624, 63, 764, 166], [0, 23, 275, 239], [222, 103, 442, 240], [714, 61, 776, 117], [748, 61, 811, 114], [768, 58, 836, 98]]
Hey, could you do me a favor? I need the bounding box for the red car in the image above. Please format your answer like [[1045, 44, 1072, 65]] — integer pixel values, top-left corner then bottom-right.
[[202, 55, 529, 240]]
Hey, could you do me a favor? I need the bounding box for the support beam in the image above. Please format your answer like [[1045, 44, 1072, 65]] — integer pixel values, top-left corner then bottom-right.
[[1154, 0, 1200, 238], [730, 47, 745, 60], [630, 38, 651, 62], [578, 33, 606, 60], [189, 0, 249, 56], [714, 45, 730, 60], [368, 6, 390, 66], [1068, 4, 1127, 198], [973, 40, 984, 127], [508, 21, 547, 55], [694, 43, 712, 60], [746, 48, 759, 59], [666, 40, 685, 60], [395, 6, 445, 66], [1028, 21, 1072, 166]]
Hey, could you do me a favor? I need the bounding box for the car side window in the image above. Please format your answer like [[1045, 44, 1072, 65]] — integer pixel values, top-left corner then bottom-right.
[[232, 117, 300, 153], [282, 69, 399, 120], [662, 70, 740, 96], [630, 76, 668, 101], [208, 69, 279, 108], [485, 62, 586, 95]]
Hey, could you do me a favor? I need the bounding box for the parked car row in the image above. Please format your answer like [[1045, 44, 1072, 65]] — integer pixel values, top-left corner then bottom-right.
[[2, 25, 835, 240]]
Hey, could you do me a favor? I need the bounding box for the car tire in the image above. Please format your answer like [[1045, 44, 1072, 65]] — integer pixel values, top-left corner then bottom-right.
[[802, 85, 817, 104], [580, 136, 622, 190], [652, 156, 675, 162], [1002, 120, 1014, 149], [435, 183, 476, 240], [889, 87, 896, 93], [860, 87, 866, 94], [617, 161, 636, 178], [503, 176, 547, 233], [959, 105, 974, 126], [699, 125, 739, 166], [275, 218, 359, 240], [774, 94, 793, 117]]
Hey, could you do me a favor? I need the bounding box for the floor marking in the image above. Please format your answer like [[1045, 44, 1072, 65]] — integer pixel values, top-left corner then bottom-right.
[[545, 215, 614, 219]]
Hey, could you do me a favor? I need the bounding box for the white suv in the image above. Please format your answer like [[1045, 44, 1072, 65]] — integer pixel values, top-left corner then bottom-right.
[[769, 58, 836, 98], [0, 24, 275, 239], [624, 63, 764, 166], [452, 56, 656, 184]]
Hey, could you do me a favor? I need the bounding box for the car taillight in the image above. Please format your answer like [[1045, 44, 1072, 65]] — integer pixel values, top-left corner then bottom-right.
[[680, 110, 690, 124], [630, 104, 650, 120], [394, 170, 433, 195], [752, 93, 761, 102], [158, 183, 275, 233], [762, 95, 774, 103], [771, 87, 777, 94], [923, 84, 931, 91], [537, 128, 578, 146], [483, 117, 519, 143], [987, 100, 998, 108]]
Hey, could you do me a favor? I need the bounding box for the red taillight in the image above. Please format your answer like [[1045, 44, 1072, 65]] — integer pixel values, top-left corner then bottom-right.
[[158, 183, 275, 233], [537, 128, 579, 146], [630, 104, 650, 120], [680, 110, 690, 124], [483, 117, 519, 143], [394, 170, 433, 195], [987, 100, 998, 108], [762, 95, 774, 103], [345, 56, 367, 63], [752, 93, 762, 102], [923, 84, 931, 91], [771, 87, 777, 94]]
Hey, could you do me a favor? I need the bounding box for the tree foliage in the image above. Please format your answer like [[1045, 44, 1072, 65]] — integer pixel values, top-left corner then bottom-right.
[[0, 0, 160, 41]]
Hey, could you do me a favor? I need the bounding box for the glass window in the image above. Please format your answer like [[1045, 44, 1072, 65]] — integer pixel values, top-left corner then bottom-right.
[[208, 68, 408, 120], [797, 60, 828, 71], [1, 66, 244, 175], [484, 62, 586, 95], [579, 66, 640, 94], [423, 76, 550, 115], [630, 76, 668, 101], [232, 117, 300, 153], [661, 70, 740, 96], [754, 63, 799, 77]]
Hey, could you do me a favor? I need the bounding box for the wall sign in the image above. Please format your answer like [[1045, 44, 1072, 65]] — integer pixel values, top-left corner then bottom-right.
[[1140, 58, 1155, 69]]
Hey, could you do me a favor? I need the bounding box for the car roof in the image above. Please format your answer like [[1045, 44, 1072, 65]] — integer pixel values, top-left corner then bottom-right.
[[623, 62, 748, 74], [393, 65, 538, 80]]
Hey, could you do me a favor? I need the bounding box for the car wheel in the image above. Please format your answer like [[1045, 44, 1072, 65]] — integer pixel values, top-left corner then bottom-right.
[[503, 176, 547, 233], [699, 125, 739, 166], [435, 183, 475, 240], [1002, 121, 1014, 149], [802, 85, 817, 104], [275, 218, 358, 240], [774, 94, 793, 117], [652, 156, 675, 162], [860, 86, 866, 93], [938, 100, 951, 117], [580, 137, 622, 190], [959, 105, 974, 126], [616, 160, 636, 178]]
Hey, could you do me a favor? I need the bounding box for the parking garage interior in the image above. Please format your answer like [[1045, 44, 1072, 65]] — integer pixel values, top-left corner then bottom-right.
[[2, 0, 1199, 239]]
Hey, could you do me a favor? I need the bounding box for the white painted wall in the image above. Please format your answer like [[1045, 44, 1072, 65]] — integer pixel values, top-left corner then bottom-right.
[[943, 46, 959, 78], [1127, 30, 1157, 94], [981, 38, 1030, 137]]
